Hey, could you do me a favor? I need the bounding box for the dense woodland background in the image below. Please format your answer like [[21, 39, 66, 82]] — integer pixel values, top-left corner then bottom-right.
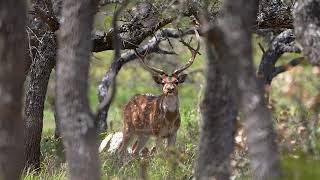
[[1, 0, 320, 179]]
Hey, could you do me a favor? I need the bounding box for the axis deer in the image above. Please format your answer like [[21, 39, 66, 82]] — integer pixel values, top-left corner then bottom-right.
[[117, 30, 200, 157]]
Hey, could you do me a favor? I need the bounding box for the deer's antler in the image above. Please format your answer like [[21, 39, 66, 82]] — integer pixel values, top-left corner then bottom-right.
[[173, 29, 200, 75], [134, 48, 166, 75]]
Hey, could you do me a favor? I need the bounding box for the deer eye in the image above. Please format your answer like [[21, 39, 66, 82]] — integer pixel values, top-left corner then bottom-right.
[[174, 80, 179, 84]]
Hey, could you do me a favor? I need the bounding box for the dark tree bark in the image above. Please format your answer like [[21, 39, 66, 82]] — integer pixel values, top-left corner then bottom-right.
[[0, 0, 26, 179], [54, 106, 61, 139], [24, 32, 56, 169], [92, 17, 174, 52], [257, 29, 302, 84], [208, 0, 281, 179], [24, 0, 59, 170], [35, 0, 175, 52], [257, 0, 293, 29], [56, 0, 100, 179], [294, 0, 320, 65], [194, 40, 237, 179]]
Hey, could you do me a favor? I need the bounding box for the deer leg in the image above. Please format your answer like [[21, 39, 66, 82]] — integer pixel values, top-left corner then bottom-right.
[[167, 133, 176, 148], [132, 135, 149, 156], [117, 133, 133, 160]]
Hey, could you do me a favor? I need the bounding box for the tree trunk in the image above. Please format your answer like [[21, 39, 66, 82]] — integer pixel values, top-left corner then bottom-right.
[[195, 40, 237, 179], [54, 104, 61, 138], [24, 0, 59, 169], [0, 0, 26, 179], [24, 32, 56, 169], [293, 0, 320, 65], [56, 0, 100, 179], [208, 0, 281, 179]]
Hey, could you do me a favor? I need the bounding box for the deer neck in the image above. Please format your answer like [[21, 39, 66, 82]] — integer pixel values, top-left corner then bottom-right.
[[160, 94, 179, 113]]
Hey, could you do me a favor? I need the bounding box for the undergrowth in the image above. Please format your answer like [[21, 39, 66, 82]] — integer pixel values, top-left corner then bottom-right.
[[24, 42, 320, 179]]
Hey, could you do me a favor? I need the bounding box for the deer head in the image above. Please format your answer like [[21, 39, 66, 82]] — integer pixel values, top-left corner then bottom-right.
[[134, 30, 200, 96]]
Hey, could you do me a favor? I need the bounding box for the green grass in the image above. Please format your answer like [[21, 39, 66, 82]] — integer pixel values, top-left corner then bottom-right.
[[24, 105, 200, 180], [25, 47, 203, 179], [282, 154, 320, 180], [98, 106, 199, 179], [25, 39, 320, 179], [43, 110, 55, 131]]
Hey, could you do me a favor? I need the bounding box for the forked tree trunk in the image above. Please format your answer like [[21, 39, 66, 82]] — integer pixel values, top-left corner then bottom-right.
[[195, 41, 237, 179], [56, 0, 100, 179], [0, 0, 26, 179], [208, 0, 281, 179]]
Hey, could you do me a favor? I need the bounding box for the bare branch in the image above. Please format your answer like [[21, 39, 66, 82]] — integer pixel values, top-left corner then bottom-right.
[[92, 16, 174, 52], [95, 0, 128, 120], [272, 57, 304, 77], [258, 43, 266, 54], [29, 1, 174, 53], [257, 29, 302, 84]]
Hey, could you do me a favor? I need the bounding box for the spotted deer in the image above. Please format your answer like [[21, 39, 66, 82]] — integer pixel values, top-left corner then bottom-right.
[[117, 30, 200, 157]]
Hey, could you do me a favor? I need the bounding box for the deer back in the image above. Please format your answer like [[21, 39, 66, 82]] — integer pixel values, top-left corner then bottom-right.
[[123, 94, 180, 137]]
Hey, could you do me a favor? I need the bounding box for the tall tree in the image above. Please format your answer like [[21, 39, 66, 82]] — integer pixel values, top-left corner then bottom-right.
[[24, 0, 59, 169], [24, 33, 56, 169], [0, 0, 26, 179], [56, 0, 100, 179], [207, 0, 281, 179], [195, 39, 237, 179]]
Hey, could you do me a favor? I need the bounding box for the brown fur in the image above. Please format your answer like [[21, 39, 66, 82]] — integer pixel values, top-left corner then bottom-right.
[[118, 74, 186, 156], [121, 32, 200, 156]]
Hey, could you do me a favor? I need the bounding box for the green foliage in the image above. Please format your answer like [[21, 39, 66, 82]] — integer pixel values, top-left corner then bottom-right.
[[24, 105, 200, 180], [98, 109, 198, 179], [282, 154, 320, 180], [28, 35, 320, 180], [24, 132, 67, 180], [29, 41, 204, 179]]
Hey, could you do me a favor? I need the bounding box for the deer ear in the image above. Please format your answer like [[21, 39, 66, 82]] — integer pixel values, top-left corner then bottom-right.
[[152, 74, 163, 84], [177, 74, 187, 83]]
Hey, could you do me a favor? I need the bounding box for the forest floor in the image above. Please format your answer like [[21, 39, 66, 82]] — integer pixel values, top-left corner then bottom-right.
[[23, 47, 320, 180]]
